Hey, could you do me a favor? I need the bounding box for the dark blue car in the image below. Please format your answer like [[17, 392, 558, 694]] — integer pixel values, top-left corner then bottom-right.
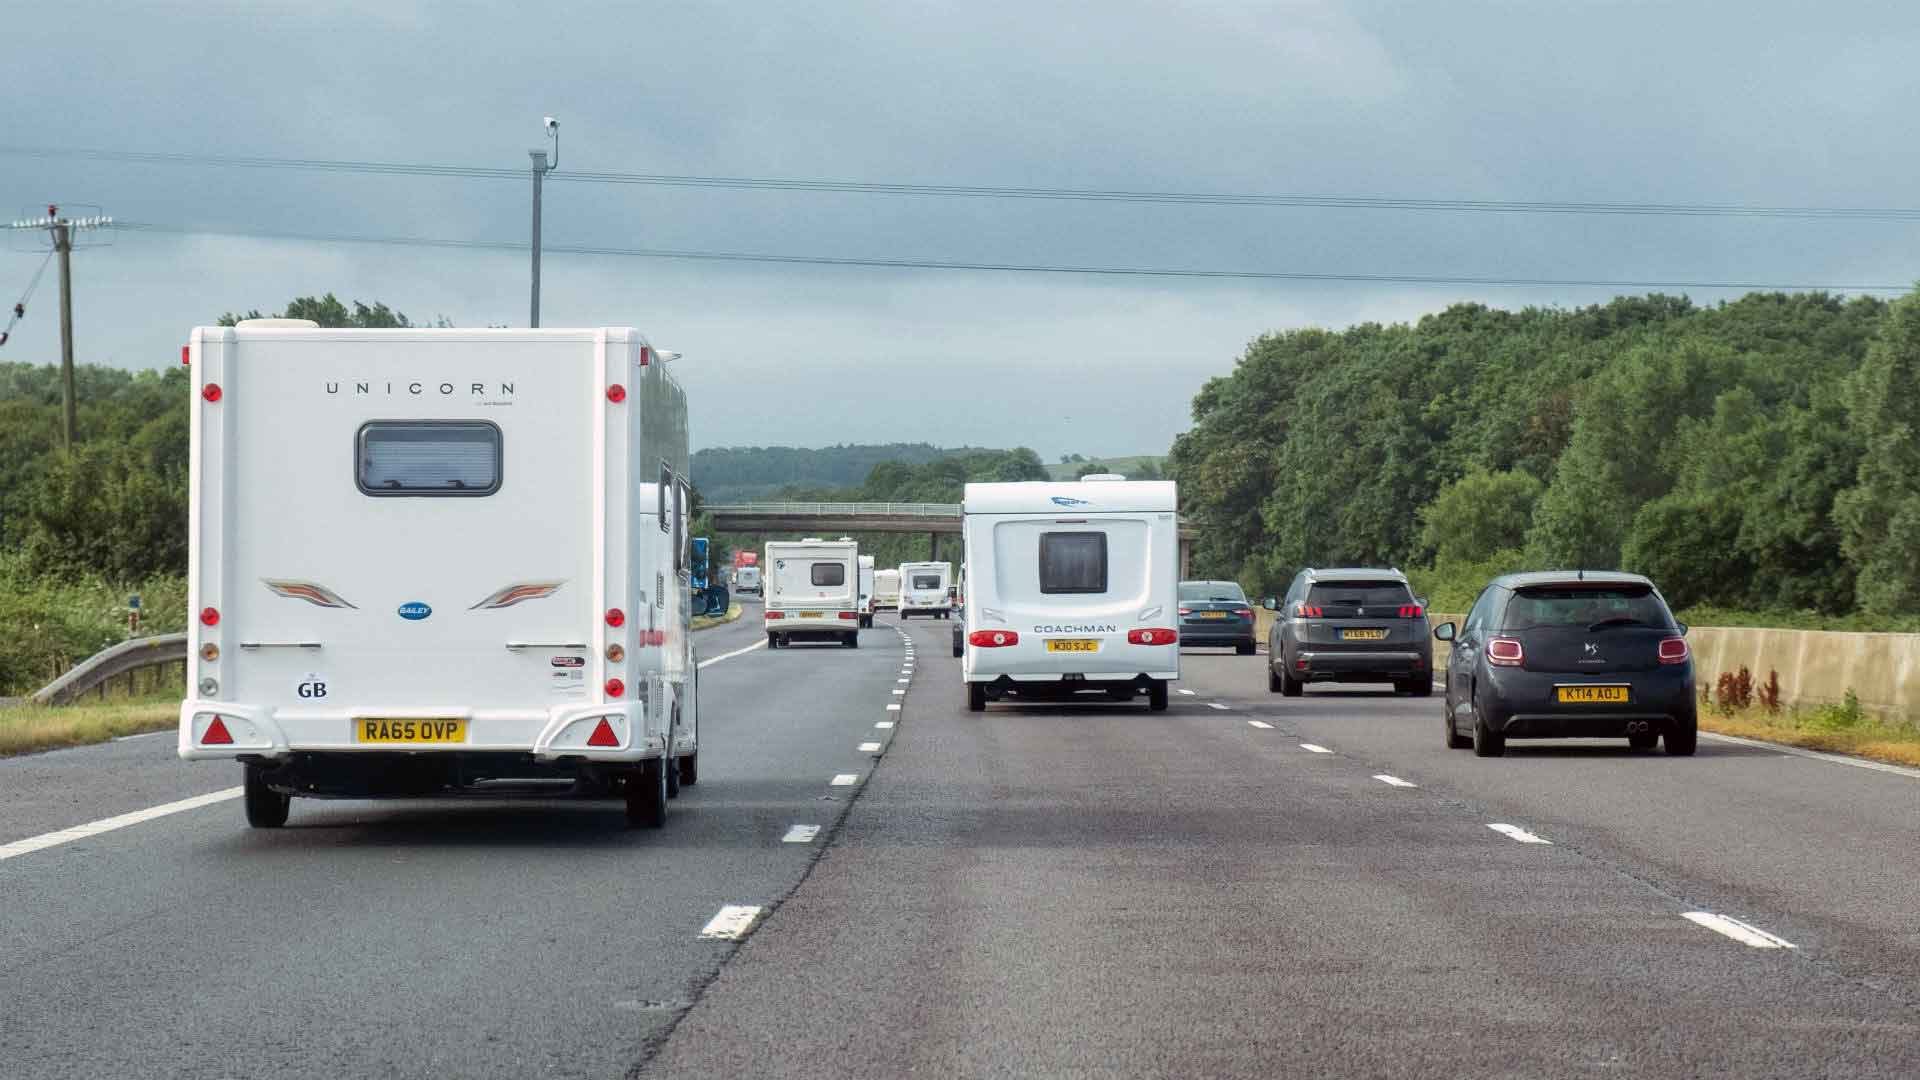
[[1178, 580, 1257, 654]]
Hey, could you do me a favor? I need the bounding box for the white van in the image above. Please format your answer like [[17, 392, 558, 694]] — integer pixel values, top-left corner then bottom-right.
[[765, 538, 861, 647], [897, 561, 953, 619], [960, 478, 1180, 711], [735, 565, 761, 595], [857, 554, 876, 628], [176, 323, 698, 829], [872, 568, 901, 611]]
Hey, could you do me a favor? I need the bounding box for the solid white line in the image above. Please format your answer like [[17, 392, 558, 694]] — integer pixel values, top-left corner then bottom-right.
[[699, 904, 765, 940], [876, 720, 895, 729], [113, 730, 169, 742], [1299, 743, 1332, 754], [1373, 774, 1417, 788], [698, 639, 768, 669], [1207, 702, 1231, 711], [1682, 911, 1797, 949], [858, 741, 883, 753], [886, 703, 902, 711], [1486, 823, 1552, 845], [1700, 731, 1920, 780], [831, 773, 860, 785], [781, 825, 821, 844], [1247, 720, 1273, 730], [0, 787, 243, 863], [1176, 689, 1196, 696]]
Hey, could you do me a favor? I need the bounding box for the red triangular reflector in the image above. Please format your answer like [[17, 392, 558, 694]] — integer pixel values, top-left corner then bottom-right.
[[586, 718, 619, 748], [202, 716, 234, 745]]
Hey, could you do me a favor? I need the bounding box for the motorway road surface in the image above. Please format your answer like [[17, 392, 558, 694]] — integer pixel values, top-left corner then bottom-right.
[[5, 608, 1919, 1078]]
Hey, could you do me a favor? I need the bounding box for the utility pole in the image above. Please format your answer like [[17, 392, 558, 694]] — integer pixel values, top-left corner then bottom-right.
[[8, 205, 112, 450], [529, 117, 559, 327]]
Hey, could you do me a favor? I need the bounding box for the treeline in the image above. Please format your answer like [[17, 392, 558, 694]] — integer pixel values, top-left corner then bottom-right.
[[692, 443, 979, 503], [1168, 290, 1920, 618]]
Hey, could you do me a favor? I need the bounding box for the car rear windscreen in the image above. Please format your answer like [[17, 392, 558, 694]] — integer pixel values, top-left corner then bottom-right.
[[1039, 532, 1107, 594], [811, 562, 846, 587], [1504, 585, 1674, 630], [358, 421, 500, 496], [1306, 581, 1412, 608], [912, 574, 942, 590], [1180, 582, 1246, 602]]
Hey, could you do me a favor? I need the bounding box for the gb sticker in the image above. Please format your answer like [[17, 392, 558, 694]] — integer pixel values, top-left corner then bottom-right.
[[296, 672, 330, 700]]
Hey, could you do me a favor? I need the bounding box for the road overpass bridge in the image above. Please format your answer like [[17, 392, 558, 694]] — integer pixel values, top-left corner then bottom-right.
[[703, 502, 1197, 574]]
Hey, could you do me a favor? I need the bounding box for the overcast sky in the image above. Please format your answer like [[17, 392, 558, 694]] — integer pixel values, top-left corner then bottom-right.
[[3, 1, 1916, 459]]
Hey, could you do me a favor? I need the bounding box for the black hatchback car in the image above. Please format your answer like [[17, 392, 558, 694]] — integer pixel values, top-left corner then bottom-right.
[[1178, 580, 1257, 654], [1263, 568, 1434, 695], [1435, 571, 1696, 757]]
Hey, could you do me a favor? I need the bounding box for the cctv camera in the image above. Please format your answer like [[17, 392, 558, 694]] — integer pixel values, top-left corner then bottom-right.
[[544, 116, 559, 132]]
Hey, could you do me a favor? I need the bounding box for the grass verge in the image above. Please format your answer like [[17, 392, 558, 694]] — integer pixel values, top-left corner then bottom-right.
[[692, 604, 743, 632], [0, 693, 179, 757], [1700, 701, 1920, 769]]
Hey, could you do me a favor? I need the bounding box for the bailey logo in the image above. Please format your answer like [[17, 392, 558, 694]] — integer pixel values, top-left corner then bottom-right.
[[397, 601, 432, 621]]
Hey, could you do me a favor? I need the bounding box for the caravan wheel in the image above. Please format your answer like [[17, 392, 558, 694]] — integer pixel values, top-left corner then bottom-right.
[[1147, 681, 1169, 712], [679, 751, 698, 787], [626, 759, 668, 828], [666, 712, 682, 799], [243, 764, 290, 829]]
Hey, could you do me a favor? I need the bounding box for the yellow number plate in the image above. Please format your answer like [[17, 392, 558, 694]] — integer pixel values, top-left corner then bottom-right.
[[1046, 639, 1101, 653], [1197, 611, 1231, 620], [1556, 686, 1630, 705], [355, 718, 468, 744], [798, 611, 824, 619], [1341, 628, 1389, 641]]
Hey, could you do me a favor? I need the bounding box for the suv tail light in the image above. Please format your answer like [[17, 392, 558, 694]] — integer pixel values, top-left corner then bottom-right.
[[1127, 628, 1177, 646], [1295, 603, 1324, 618], [1658, 637, 1690, 665], [968, 630, 1019, 648], [1487, 638, 1524, 667], [1398, 605, 1424, 618]]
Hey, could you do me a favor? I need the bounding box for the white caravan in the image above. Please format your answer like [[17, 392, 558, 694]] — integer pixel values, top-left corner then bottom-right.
[[897, 561, 954, 619], [857, 555, 876, 628], [177, 323, 699, 830], [765, 538, 861, 647], [735, 565, 761, 595], [960, 478, 1180, 711], [872, 568, 902, 611]]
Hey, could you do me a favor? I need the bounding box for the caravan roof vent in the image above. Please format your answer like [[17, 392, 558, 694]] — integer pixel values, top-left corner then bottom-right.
[[1080, 473, 1128, 482], [235, 318, 320, 329]]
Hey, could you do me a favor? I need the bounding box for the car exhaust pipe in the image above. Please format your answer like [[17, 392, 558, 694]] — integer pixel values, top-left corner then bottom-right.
[[1626, 721, 1649, 734]]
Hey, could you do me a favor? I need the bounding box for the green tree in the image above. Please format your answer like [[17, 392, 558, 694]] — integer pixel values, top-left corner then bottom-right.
[[1418, 469, 1542, 565], [219, 293, 426, 328], [1835, 289, 1920, 613]]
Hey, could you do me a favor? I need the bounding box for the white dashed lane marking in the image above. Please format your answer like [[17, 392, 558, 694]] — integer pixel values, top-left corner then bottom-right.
[[699, 905, 765, 940], [781, 825, 821, 844], [1207, 702, 1231, 711], [876, 720, 895, 729], [1299, 743, 1333, 754], [1682, 912, 1797, 949], [886, 703, 902, 711], [1487, 823, 1552, 845], [1247, 720, 1273, 730], [892, 689, 905, 696], [831, 773, 860, 786], [858, 742, 883, 753], [1373, 774, 1417, 788], [1176, 689, 1196, 696]]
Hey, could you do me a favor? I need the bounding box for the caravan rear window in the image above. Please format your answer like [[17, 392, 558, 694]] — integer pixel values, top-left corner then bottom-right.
[[357, 421, 500, 496], [912, 573, 942, 590], [811, 563, 846, 587], [1039, 532, 1107, 594]]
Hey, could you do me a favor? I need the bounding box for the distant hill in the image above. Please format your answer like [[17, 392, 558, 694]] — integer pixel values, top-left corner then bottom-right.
[[692, 443, 985, 503], [1044, 454, 1166, 481]]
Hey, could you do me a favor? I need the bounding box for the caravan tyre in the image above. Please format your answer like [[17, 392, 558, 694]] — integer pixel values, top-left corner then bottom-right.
[[846, 631, 860, 648], [243, 764, 290, 829], [627, 760, 668, 828], [767, 632, 779, 649], [1147, 681, 1169, 712], [679, 751, 698, 787], [666, 718, 682, 799], [967, 682, 987, 712]]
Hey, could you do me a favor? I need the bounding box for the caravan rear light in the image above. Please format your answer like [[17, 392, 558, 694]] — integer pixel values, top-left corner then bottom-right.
[[639, 345, 652, 366], [765, 610, 785, 620], [604, 678, 625, 697], [201, 716, 233, 745], [200, 644, 220, 662], [199, 606, 220, 627], [1487, 638, 1525, 667], [606, 643, 626, 662], [606, 383, 627, 403], [1127, 628, 1178, 646], [605, 608, 625, 628], [586, 718, 620, 747], [180, 345, 190, 366], [202, 383, 222, 402], [968, 630, 1019, 648], [838, 611, 859, 620], [1658, 637, 1690, 665]]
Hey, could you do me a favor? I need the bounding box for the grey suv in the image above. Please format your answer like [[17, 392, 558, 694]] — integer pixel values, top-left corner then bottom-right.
[[1262, 568, 1434, 696]]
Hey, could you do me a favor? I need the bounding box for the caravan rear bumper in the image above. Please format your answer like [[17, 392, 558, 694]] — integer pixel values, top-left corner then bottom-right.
[[177, 700, 663, 763]]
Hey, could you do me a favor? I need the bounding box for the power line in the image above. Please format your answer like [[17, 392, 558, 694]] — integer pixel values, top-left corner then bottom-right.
[[116, 221, 1913, 293], [14, 144, 1920, 222]]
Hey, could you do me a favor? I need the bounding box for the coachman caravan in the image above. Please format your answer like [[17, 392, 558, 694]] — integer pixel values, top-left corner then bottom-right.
[[960, 478, 1180, 710], [177, 324, 699, 829], [765, 539, 861, 647], [897, 561, 953, 619]]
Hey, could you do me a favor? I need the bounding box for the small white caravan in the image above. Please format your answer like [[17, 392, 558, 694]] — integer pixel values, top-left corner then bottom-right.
[[735, 565, 761, 595], [960, 477, 1180, 710], [765, 538, 861, 647], [872, 568, 901, 611], [897, 561, 954, 619], [177, 324, 699, 829], [857, 554, 876, 628]]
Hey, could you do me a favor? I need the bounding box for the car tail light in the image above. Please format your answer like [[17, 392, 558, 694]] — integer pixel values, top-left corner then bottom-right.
[[199, 606, 220, 627], [586, 718, 619, 747], [1487, 638, 1524, 667], [1658, 637, 1690, 665], [838, 611, 859, 620], [1234, 608, 1253, 618], [969, 630, 1019, 648], [1398, 605, 1424, 618], [605, 678, 625, 697], [765, 610, 785, 620], [202, 383, 222, 402], [1295, 657, 1309, 671], [201, 716, 233, 745], [605, 608, 625, 628], [1296, 603, 1324, 618], [1127, 628, 1177, 646]]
